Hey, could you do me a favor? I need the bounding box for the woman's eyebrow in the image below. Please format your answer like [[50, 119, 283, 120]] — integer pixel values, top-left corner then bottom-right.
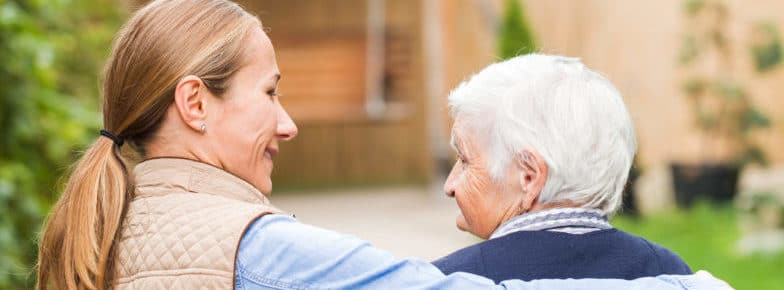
[[263, 73, 281, 86], [450, 135, 466, 157]]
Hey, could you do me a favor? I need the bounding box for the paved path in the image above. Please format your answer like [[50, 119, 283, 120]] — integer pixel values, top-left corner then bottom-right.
[[272, 185, 479, 261]]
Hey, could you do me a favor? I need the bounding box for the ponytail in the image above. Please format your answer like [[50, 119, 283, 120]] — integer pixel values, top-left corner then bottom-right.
[[36, 137, 131, 290]]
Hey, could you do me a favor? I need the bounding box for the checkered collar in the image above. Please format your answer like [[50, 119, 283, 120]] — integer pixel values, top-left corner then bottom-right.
[[489, 207, 612, 239]]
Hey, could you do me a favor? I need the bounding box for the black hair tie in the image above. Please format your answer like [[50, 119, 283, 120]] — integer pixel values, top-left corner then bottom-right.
[[100, 129, 124, 147]]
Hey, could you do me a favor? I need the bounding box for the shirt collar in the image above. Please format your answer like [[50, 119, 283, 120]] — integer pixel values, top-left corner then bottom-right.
[[133, 157, 272, 205], [490, 207, 612, 239]]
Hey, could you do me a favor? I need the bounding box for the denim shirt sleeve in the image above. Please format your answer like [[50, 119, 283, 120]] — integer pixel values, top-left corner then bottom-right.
[[235, 214, 731, 290]]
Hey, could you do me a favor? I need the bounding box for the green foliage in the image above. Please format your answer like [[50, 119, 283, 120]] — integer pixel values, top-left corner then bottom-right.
[[0, 0, 123, 288], [498, 0, 536, 59], [742, 108, 771, 130], [678, 0, 779, 167], [678, 35, 700, 65], [738, 145, 768, 167], [738, 191, 784, 224], [613, 204, 784, 290], [750, 22, 783, 72], [683, 0, 705, 17]]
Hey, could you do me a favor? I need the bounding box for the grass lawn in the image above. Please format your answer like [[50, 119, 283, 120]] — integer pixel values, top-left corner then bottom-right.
[[613, 204, 784, 290]]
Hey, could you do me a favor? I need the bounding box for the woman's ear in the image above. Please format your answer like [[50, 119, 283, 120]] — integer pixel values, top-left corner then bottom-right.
[[173, 75, 209, 133], [516, 148, 549, 211]]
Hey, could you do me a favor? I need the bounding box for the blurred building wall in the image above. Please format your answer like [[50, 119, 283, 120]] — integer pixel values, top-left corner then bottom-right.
[[438, 0, 784, 170], [541, 0, 784, 169], [241, 0, 433, 189], [126, 0, 784, 191]]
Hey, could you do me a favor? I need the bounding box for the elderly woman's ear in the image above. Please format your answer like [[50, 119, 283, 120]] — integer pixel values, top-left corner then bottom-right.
[[516, 148, 548, 212]]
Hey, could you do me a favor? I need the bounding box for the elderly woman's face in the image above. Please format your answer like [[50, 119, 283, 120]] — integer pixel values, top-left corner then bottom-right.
[[207, 27, 297, 194], [444, 120, 526, 239]]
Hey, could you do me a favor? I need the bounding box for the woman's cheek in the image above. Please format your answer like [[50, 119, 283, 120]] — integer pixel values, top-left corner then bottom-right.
[[464, 165, 492, 208], [465, 165, 497, 235]]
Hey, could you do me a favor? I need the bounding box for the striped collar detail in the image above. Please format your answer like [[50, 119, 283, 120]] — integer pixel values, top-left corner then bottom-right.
[[489, 207, 612, 239]]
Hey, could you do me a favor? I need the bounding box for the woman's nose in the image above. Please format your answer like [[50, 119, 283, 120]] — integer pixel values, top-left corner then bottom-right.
[[276, 106, 298, 141], [445, 187, 456, 198], [444, 164, 458, 198]]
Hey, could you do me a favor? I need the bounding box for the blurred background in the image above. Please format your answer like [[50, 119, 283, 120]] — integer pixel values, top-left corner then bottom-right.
[[2, 0, 784, 289]]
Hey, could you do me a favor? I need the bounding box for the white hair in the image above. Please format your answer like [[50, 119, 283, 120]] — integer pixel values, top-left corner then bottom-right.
[[448, 54, 637, 215]]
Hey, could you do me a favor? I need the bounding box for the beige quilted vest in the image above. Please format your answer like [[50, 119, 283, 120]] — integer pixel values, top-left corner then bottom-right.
[[113, 158, 284, 289]]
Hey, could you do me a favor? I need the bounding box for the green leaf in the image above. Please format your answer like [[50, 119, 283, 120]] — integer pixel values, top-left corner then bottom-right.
[[739, 145, 768, 166], [498, 0, 536, 59], [683, 0, 705, 16], [679, 34, 700, 65], [682, 77, 706, 96], [696, 108, 718, 131], [750, 22, 782, 72], [713, 81, 745, 101], [743, 107, 771, 130]]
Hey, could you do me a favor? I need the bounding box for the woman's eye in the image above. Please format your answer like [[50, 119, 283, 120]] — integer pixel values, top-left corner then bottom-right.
[[266, 89, 280, 101]]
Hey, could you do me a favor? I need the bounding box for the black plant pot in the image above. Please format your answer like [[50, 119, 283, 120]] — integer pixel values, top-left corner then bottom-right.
[[670, 163, 740, 208]]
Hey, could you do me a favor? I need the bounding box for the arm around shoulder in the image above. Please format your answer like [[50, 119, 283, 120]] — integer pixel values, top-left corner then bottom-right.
[[236, 214, 723, 290]]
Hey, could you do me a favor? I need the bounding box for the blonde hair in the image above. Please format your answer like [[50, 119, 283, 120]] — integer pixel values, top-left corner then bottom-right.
[[36, 1, 260, 289]]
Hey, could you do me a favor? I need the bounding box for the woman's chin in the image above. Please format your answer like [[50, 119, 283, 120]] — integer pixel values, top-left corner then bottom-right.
[[456, 215, 491, 239], [455, 214, 470, 232], [251, 176, 273, 196], [261, 182, 272, 195]]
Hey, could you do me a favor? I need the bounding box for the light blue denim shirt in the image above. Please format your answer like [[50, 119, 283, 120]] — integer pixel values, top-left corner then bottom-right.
[[235, 214, 731, 290]]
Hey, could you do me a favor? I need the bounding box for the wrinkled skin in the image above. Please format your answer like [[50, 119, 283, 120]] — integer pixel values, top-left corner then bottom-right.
[[443, 119, 550, 239]]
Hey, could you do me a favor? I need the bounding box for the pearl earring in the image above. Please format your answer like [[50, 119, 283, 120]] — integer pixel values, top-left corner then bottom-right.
[[200, 123, 207, 133]]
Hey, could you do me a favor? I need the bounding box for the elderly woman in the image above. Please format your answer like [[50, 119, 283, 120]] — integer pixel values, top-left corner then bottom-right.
[[433, 54, 691, 282], [34, 1, 727, 289]]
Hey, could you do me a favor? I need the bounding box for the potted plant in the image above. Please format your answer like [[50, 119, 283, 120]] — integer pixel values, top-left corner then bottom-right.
[[672, 0, 780, 208], [621, 156, 643, 216]]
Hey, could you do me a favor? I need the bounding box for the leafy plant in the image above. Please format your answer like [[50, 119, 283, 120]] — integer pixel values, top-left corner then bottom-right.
[[740, 192, 782, 213], [678, 0, 780, 167], [498, 0, 536, 59], [750, 22, 782, 72], [0, 0, 123, 288]]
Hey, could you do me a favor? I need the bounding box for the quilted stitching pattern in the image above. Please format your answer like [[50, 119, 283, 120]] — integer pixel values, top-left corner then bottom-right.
[[113, 159, 282, 289]]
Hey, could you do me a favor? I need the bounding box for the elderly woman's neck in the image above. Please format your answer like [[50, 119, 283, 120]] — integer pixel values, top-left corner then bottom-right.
[[527, 200, 585, 213], [494, 200, 586, 235]]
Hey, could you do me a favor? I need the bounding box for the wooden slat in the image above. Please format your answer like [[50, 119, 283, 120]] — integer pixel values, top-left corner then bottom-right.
[[274, 34, 368, 121], [243, 0, 432, 190]]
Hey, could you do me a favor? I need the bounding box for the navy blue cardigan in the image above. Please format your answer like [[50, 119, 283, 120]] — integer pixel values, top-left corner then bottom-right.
[[432, 229, 691, 282]]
